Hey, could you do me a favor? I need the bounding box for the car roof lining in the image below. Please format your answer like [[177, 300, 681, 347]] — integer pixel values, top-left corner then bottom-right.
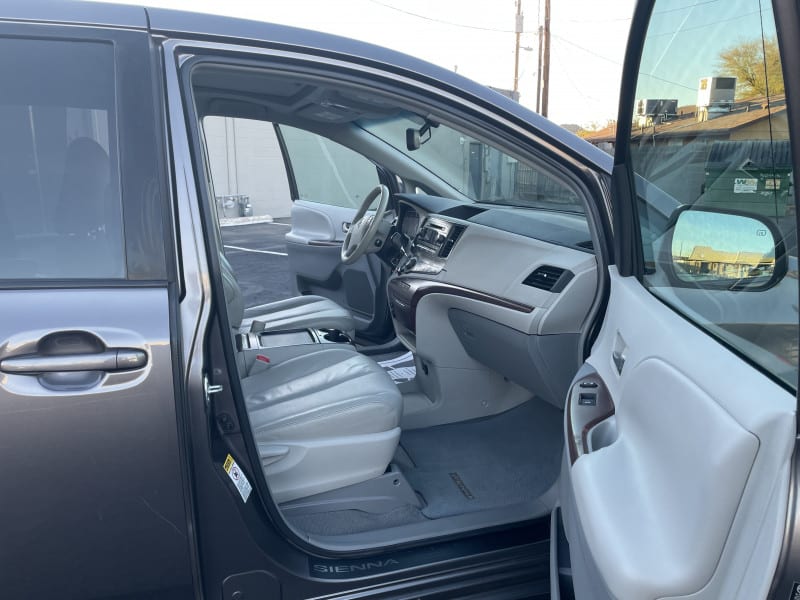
[[192, 64, 401, 124]]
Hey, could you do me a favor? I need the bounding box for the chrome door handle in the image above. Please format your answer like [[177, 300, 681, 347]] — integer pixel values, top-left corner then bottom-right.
[[0, 349, 147, 374]]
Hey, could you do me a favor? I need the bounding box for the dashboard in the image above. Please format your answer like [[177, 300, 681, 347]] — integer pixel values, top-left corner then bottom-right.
[[387, 193, 599, 413], [393, 193, 594, 280]]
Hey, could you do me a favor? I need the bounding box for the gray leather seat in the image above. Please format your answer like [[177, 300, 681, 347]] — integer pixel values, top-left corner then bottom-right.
[[220, 253, 355, 336], [242, 347, 402, 502], [220, 254, 402, 503]]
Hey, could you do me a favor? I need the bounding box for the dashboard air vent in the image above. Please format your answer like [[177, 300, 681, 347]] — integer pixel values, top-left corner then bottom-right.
[[439, 225, 466, 258], [523, 265, 573, 292]]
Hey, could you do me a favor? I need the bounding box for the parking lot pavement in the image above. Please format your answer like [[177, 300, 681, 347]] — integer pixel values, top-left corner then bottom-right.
[[221, 221, 294, 307]]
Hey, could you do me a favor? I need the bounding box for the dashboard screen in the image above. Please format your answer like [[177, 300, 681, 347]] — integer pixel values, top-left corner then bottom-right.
[[402, 209, 420, 238]]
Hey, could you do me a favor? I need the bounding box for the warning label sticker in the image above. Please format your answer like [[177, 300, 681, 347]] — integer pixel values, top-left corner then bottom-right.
[[223, 454, 252, 503], [734, 177, 758, 193]]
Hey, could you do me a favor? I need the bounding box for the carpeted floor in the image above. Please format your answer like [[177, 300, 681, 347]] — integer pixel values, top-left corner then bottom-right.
[[400, 400, 563, 519], [286, 399, 563, 535]]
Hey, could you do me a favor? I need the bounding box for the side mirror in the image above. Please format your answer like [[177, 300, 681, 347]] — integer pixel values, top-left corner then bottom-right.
[[666, 206, 787, 291]]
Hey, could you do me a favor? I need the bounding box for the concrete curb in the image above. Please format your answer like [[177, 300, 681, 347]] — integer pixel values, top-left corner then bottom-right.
[[220, 215, 274, 227]]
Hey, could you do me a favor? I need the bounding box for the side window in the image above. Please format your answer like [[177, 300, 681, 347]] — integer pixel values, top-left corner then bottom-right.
[[632, 0, 797, 387], [202, 116, 293, 221], [279, 125, 380, 209], [0, 38, 124, 279]]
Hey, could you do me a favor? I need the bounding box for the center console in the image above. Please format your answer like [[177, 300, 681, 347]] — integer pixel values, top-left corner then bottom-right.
[[235, 327, 355, 369], [236, 328, 352, 352], [389, 217, 468, 345]]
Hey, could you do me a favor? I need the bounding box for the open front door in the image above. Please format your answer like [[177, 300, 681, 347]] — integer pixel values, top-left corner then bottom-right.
[[278, 125, 394, 342], [561, 0, 800, 598]]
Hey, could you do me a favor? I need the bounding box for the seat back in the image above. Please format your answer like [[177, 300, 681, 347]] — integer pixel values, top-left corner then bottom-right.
[[56, 137, 110, 236], [219, 252, 249, 379], [219, 252, 245, 330]]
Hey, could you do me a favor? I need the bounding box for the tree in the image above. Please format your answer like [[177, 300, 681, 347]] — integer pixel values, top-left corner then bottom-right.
[[716, 37, 784, 98]]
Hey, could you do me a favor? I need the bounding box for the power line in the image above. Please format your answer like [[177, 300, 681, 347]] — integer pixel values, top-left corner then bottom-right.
[[551, 34, 620, 66], [648, 8, 768, 37], [366, 0, 536, 33], [549, 39, 607, 106], [562, 0, 720, 24], [552, 34, 697, 91]]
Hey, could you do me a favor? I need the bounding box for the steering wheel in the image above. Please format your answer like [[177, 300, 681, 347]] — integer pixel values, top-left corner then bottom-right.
[[340, 184, 392, 264]]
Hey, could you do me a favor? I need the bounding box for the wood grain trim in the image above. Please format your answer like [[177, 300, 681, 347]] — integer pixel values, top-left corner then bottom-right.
[[566, 373, 615, 464], [405, 279, 534, 329]]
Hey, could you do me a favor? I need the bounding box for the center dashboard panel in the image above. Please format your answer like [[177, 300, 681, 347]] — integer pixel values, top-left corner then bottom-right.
[[387, 194, 598, 416], [401, 216, 466, 275]]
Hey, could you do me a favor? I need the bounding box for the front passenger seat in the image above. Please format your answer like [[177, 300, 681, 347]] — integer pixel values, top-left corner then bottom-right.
[[242, 347, 403, 503], [219, 254, 402, 503], [220, 253, 356, 337]]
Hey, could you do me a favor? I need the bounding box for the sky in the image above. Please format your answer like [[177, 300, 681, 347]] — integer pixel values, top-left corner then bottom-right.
[[88, 0, 635, 127], [635, 0, 775, 107]]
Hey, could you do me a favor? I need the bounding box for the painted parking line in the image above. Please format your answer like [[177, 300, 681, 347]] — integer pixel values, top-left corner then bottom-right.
[[224, 244, 288, 257]]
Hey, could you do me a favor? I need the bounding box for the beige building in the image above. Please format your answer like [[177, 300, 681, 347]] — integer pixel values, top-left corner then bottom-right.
[[674, 245, 774, 279], [203, 116, 293, 219]]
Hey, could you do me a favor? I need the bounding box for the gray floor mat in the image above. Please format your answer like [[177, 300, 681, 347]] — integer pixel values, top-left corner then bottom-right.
[[400, 400, 563, 519]]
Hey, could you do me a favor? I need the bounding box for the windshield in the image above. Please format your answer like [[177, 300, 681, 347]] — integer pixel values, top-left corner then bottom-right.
[[358, 113, 584, 213]]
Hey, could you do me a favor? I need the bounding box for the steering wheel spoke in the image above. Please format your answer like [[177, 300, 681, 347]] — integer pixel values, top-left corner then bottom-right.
[[340, 185, 391, 264]]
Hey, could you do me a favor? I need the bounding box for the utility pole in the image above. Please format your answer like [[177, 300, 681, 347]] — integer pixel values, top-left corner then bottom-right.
[[536, 23, 543, 113], [513, 0, 523, 96], [541, 0, 551, 117]]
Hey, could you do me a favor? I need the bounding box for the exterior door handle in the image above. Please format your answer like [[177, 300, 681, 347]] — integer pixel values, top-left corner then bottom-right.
[[0, 349, 147, 374]]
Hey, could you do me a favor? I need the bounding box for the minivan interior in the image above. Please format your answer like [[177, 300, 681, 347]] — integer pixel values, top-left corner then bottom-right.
[[190, 62, 600, 550]]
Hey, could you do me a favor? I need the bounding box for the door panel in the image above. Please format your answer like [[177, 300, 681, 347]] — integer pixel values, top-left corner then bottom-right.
[[280, 126, 393, 341], [287, 199, 354, 245], [0, 26, 191, 598], [563, 0, 798, 597], [0, 289, 192, 598], [563, 272, 793, 599], [288, 201, 391, 339]]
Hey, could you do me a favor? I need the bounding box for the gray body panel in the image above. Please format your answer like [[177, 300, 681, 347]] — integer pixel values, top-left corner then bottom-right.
[[0, 288, 192, 597]]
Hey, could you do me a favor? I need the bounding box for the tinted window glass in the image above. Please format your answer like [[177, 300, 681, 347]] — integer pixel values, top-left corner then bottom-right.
[[280, 125, 379, 209], [360, 115, 583, 213], [631, 0, 797, 388], [0, 38, 124, 279]]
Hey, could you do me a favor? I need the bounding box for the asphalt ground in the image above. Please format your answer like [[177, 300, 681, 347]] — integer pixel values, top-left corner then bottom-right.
[[220, 219, 294, 307]]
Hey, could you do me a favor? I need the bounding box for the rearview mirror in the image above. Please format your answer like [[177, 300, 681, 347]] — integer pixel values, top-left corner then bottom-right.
[[667, 207, 786, 291], [405, 119, 436, 151]]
